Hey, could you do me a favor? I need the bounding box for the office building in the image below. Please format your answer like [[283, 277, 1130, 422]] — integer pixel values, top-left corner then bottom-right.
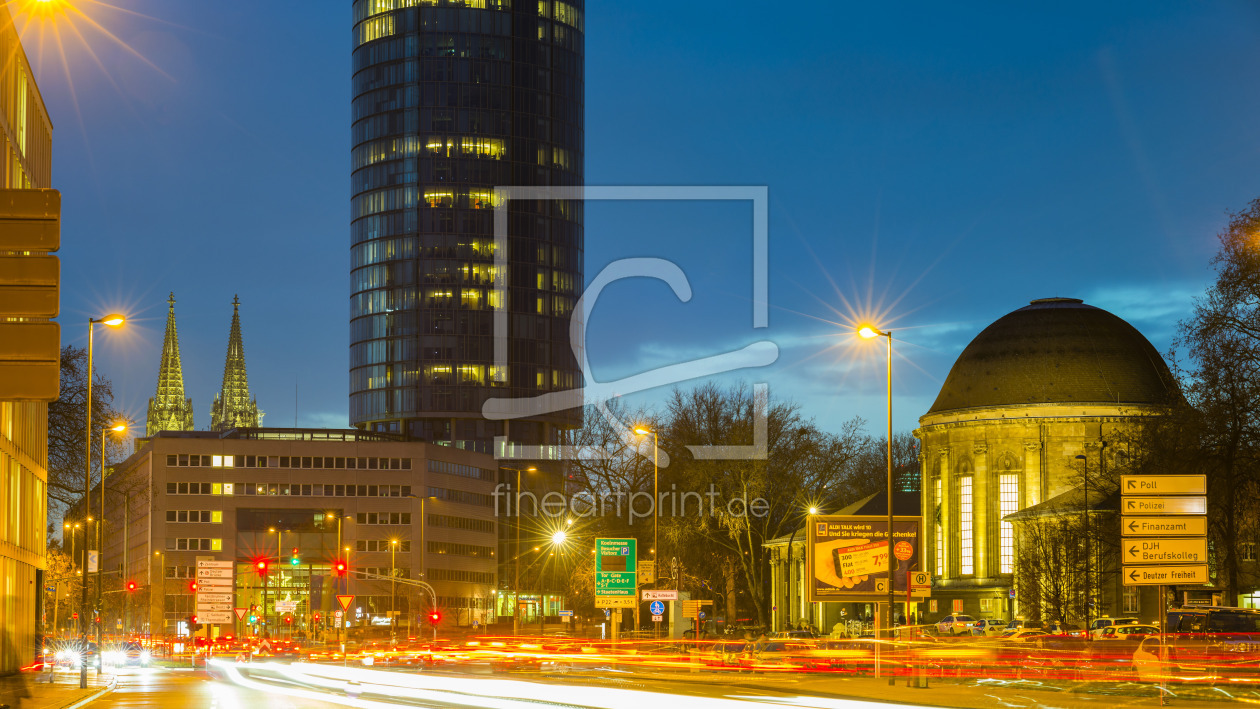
[[349, 0, 585, 455], [0, 1, 55, 674], [72, 429, 499, 637]]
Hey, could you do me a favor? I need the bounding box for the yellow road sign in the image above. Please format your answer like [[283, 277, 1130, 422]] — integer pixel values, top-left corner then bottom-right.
[[1123, 564, 1209, 586], [1123, 538, 1208, 564], [1122, 496, 1206, 515], [1120, 475, 1206, 496], [1122, 516, 1207, 537]]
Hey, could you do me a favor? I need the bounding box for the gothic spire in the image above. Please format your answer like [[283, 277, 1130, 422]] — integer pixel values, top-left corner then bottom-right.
[[146, 293, 195, 436], [211, 295, 263, 431]]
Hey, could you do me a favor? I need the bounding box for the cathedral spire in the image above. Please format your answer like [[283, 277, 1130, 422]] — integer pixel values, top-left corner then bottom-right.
[[211, 295, 263, 431], [147, 293, 195, 436]]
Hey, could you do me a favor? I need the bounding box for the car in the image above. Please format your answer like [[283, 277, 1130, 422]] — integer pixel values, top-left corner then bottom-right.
[[999, 629, 1048, 641], [1043, 620, 1081, 635], [1005, 619, 1044, 632], [770, 630, 816, 640], [1088, 617, 1139, 638], [935, 615, 977, 636], [1097, 624, 1157, 640], [1133, 606, 1260, 682], [972, 619, 1008, 637]]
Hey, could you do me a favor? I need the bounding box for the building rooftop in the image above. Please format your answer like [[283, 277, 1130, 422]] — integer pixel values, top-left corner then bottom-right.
[[927, 297, 1177, 415]]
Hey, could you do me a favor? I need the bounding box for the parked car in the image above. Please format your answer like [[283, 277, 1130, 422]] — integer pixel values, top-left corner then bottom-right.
[[1097, 624, 1157, 640], [1043, 620, 1082, 635], [1005, 619, 1044, 632], [935, 615, 977, 636], [972, 619, 1008, 637], [1088, 616, 1139, 638]]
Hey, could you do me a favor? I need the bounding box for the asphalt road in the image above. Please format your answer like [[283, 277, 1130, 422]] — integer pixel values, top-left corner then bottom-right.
[[96, 667, 347, 709]]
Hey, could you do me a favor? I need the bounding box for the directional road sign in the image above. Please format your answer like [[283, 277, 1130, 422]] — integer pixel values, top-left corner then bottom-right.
[[1123, 538, 1208, 564], [595, 538, 637, 602], [642, 590, 678, 601], [198, 611, 233, 624], [197, 560, 233, 568], [1122, 516, 1207, 537], [1122, 496, 1207, 515], [595, 596, 635, 609], [1124, 564, 1210, 586], [649, 601, 665, 616], [1121, 475, 1206, 496], [196, 593, 233, 604], [196, 602, 233, 612], [196, 567, 232, 578], [195, 576, 232, 588]]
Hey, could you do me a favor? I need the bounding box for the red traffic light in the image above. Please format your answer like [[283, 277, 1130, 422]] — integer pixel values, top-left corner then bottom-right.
[[255, 559, 269, 575], [191, 615, 198, 624], [334, 560, 347, 576], [427, 610, 441, 626], [126, 581, 137, 592], [284, 615, 292, 624], [189, 581, 198, 592]]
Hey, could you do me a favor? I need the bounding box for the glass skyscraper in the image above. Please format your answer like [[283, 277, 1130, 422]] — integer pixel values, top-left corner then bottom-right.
[[350, 0, 584, 454]]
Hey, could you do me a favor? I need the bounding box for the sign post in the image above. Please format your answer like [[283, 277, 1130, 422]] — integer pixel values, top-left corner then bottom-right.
[[595, 538, 637, 642], [1120, 472, 1207, 699]]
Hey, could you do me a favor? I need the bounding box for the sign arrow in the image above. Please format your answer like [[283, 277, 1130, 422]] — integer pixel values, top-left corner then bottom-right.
[[1130, 569, 1140, 582], [1128, 520, 1139, 533], [1127, 480, 1137, 490], [1127, 500, 1136, 510], [1129, 545, 1139, 556]]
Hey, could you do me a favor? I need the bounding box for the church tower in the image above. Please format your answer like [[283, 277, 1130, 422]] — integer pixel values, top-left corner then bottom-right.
[[146, 293, 195, 436], [210, 295, 262, 431]]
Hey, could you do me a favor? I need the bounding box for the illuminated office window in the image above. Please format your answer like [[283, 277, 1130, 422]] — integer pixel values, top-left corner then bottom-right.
[[959, 476, 973, 575], [999, 474, 1018, 574]]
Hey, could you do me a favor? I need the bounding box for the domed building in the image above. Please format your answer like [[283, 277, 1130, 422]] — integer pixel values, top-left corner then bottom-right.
[[915, 297, 1177, 622]]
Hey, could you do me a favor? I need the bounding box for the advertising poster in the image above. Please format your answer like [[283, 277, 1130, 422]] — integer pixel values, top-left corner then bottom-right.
[[805, 515, 921, 602]]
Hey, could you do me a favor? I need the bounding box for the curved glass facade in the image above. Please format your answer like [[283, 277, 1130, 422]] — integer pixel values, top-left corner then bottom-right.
[[350, 0, 584, 453]]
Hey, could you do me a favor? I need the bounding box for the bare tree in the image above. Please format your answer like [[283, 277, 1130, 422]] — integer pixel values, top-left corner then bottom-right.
[[47, 345, 125, 518]]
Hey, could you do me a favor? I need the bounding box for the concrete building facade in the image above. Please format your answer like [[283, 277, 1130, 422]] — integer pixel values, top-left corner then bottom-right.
[[70, 429, 500, 639]]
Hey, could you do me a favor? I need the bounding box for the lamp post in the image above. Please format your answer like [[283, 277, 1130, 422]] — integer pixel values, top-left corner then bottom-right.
[[98, 422, 126, 652], [389, 539, 399, 641], [268, 527, 284, 631], [81, 313, 124, 688], [1075, 444, 1103, 635], [503, 466, 536, 635], [632, 428, 659, 575], [858, 324, 894, 683]]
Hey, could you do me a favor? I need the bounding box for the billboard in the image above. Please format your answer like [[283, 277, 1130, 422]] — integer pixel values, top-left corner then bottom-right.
[[805, 515, 921, 602]]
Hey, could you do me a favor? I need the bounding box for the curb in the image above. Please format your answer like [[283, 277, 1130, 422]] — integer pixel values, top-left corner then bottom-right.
[[59, 674, 116, 709]]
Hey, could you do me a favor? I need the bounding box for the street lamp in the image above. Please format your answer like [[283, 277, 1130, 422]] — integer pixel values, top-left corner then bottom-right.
[[633, 427, 660, 575], [503, 466, 536, 635], [1075, 446, 1103, 636], [81, 313, 123, 688], [98, 421, 126, 652], [389, 539, 399, 641], [858, 323, 895, 679]]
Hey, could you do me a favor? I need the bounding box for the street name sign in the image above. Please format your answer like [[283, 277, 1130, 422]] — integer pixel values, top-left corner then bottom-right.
[[1122, 516, 1207, 537], [1123, 538, 1208, 564], [1122, 496, 1207, 515], [1124, 564, 1210, 586], [1121, 475, 1206, 496], [642, 590, 678, 601]]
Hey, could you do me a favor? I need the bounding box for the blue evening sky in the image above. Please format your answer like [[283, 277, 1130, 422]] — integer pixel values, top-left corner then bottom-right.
[[22, 1, 1260, 443]]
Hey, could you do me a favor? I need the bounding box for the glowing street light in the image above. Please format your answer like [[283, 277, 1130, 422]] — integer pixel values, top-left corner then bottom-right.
[[857, 323, 894, 682]]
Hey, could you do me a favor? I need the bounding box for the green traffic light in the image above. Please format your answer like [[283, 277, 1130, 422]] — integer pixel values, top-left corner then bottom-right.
[[290, 556, 299, 566]]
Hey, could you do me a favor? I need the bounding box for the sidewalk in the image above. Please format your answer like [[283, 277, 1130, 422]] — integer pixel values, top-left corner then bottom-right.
[[0, 669, 113, 709]]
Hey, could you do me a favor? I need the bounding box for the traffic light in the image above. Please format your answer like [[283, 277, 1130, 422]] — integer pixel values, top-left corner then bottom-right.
[[290, 547, 300, 566], [255, 559, 269, 577], [333, 559, 347, 576], [126, 581, 137, 593], [189, 581, 198, 593], [189, 615, 201, 632], [248, 614, 257, 624], [284, 615, 292, 625], [427, 610, 442, 626]]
